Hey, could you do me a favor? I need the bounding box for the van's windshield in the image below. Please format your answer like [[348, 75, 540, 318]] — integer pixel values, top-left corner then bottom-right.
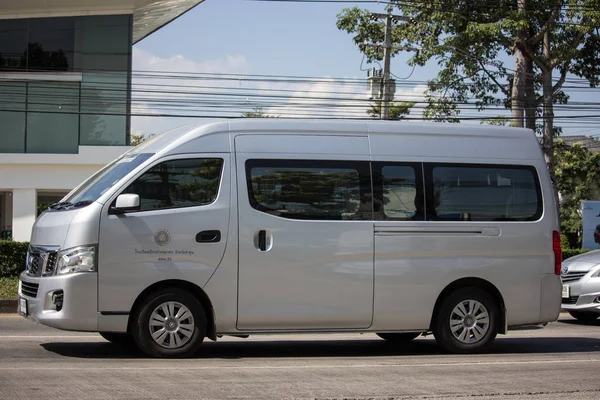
[[62, 153, 153, 207]]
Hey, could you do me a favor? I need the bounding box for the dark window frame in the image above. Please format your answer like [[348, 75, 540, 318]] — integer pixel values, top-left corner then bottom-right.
[[246, 159, 373, 221], [423, 163, 543, 222], [116, 157, 224, 214], [372, 162, 425, 221]]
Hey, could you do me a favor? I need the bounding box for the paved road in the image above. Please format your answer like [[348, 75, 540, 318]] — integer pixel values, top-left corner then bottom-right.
[[0, 314, 599, 400]]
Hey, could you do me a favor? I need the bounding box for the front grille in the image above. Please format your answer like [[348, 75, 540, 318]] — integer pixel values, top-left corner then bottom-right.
[[26, 246, 59, 277], [20, 281, 39, 298], [561, 271, 587, 283], [562, 296, 579, 305]]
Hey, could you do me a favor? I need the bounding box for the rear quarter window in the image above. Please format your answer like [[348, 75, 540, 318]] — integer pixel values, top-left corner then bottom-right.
[[427, 164, 542, 222]]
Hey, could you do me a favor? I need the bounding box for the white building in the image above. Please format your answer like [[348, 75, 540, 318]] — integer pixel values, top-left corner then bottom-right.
[[0, 0, 205, 241]]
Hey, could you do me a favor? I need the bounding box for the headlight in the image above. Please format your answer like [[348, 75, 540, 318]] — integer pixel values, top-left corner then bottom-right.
[[56, 245, 96, 275], [592, 268, 600, 278]]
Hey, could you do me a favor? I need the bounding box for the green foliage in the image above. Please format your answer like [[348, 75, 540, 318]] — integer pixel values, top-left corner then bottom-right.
[[37, 203, 51, 217], [481, 117, 514, 127], [560, 234, 570, 249], [0, 240, 28, 278], [130, 134, 145, 146], [130, 133, 155, 147], [554, 141, 600, 247], [0, 277, 19, 299], [562, 248, 589, 261], [368, 101, 414, 120], [336, 1, 600, 132], [241, 107, 277, 118]]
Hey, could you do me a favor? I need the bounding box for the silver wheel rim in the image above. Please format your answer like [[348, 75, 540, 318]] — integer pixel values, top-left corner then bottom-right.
[[149, 301, 195, 349], [449, 299, 490, 344]]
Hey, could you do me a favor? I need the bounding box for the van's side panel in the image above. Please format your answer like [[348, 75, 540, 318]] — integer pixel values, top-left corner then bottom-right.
[[369, 128, 558, 330]]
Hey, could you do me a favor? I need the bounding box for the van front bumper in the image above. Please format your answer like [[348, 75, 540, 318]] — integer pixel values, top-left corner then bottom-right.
[[18, 271, 98, 331]]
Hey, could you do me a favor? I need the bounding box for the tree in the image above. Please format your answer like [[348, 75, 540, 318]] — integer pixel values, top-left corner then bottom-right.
[[554, 140, 600, 248], [336, 1, 600, 178], [241, 107, 277, 118], [130, 133, 154, 146], [368, 101, 415, 120]]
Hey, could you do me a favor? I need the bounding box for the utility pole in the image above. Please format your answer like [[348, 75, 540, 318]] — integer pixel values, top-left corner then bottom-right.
[[382, 12, 393, 120], [367, 12, 411, 120]]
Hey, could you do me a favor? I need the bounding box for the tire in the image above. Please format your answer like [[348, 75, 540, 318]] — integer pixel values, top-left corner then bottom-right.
[[568, 311, 599, 322], [131, 288, 206, 358], [433, 287, 498, 354], [376, 332, 421, 342], [99, 332, 134, 347]]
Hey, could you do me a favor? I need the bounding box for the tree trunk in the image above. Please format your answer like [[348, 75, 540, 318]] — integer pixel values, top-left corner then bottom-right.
[[512, 51, 527, 128], [512, 0, 528, 128], [525, 53, 536, 131], [542, 30, 560, 221]]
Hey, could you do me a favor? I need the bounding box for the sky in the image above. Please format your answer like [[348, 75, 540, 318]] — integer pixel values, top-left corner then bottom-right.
[[131, 0, 599, 138]]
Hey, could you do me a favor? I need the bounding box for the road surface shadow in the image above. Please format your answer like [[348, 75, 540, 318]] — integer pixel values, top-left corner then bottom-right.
[[40, 335, 600, 359], [559, 319, 600, 327]]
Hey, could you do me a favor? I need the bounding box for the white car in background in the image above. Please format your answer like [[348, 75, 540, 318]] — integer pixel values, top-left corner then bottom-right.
[[561, 250, 600, 321]]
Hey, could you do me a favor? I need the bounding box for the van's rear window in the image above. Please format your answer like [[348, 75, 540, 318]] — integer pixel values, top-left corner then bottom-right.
[[427, 164, 542, 222]]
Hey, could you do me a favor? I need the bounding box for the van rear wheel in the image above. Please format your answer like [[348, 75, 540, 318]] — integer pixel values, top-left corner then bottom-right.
[[132, 288, 206, 358], [433, 287, 498, 354], [376, 332, 420, 342]]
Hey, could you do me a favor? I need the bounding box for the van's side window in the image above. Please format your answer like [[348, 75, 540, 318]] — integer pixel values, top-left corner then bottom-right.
[[246, 159, 372, 220], [426, 164, 542, 221], [372, 162, 424, 221], [123, 158, 223, 212]]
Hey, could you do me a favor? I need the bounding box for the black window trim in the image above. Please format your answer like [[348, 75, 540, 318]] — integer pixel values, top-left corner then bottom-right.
[[423, 162, 544, 222], [110, 157, 225, 214], [245, 158, 373, 221]]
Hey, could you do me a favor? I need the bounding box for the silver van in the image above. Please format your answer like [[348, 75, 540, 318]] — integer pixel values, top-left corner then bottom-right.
[[19, 120, 562, 357]]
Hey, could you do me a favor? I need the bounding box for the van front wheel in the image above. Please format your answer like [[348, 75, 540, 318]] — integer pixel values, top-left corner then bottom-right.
[[433, 287, 498, 354], [132, 288, 206, 358]]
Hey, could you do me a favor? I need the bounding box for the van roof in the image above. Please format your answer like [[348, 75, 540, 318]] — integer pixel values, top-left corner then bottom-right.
[[129, 119, 537, 158]]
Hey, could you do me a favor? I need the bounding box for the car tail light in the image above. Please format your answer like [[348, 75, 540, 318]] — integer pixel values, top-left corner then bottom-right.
[[553, 230, 562, 275]]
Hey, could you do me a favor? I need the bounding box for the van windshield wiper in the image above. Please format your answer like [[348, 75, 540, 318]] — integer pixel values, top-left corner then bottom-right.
[[72, 200, 94, 208], [48, 200, 93, 211], [49, 201, 73, 210]]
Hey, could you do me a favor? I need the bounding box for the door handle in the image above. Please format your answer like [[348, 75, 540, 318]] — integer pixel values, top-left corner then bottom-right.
[[258, 230, 267, 251], [196, 230, 221, 243]]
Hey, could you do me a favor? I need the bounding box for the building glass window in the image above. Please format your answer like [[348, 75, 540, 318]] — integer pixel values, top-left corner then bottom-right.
[[428, 164, 542, 221], [246, 159, 372, 220], [77, 15, 131, 146], [26, 81, 79, 153], [0, 19, 28, 70], [28, 18, 74, 72], [123, 158, 224, 212], [0, 81, 26, 153], [0, 15, 132, 153]]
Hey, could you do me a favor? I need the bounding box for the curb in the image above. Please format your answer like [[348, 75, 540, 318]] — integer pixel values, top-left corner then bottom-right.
[[0, 299, 17, 314]]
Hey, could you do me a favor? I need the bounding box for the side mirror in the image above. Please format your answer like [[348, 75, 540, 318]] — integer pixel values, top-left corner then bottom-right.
[[111, 194, 140, 214]]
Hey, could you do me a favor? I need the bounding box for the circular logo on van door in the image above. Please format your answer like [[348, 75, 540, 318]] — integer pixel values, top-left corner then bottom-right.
[[154, 229, 171, 246]]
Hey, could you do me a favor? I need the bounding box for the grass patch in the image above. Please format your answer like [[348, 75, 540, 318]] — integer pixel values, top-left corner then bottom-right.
[[0, 277, 19, 299]]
